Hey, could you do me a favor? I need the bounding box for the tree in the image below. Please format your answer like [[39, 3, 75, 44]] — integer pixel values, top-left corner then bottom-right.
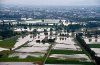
[[50, 28, 53, 36], [29, 24, 32, 30], [24, 26, 27, 29]]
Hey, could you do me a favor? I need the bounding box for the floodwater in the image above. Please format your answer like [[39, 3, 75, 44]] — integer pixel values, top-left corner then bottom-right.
[[91, 48, 100, 57], [53, 37, 81, 51], [84, 38, 100, 44], [45, 64, 83, 65], [14, 28, 35, 32], [14, 28, 50, 32], [9, 53, 44, 59], [12, 34, 33, 50], [0, 62, 82, 65], [0, 47, 8, 52], [49, 54, 91, 62], [9, 31, 81, 58], [0, 62, 37, 65], [9, 33, 50, 58], [83, 37, 100, 57]]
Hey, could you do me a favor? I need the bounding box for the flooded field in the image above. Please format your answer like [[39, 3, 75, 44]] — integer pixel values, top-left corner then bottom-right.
[[14, 28, 51, 32], [0, 47, 8, 51], [12, 34, 33, 50], [0, 28, 95, 65], [54, 37, 81, 51], [0, 62, 83, 65], [49, 54, 90, 62], [9, 53, 44, 59], [0, 62, 37, 65], [84, 38, 100, 44], [9, 32, 51, 58], [91, 48, 100, 57], [83, 37, 100, 57], [45, 32, 92, 64]]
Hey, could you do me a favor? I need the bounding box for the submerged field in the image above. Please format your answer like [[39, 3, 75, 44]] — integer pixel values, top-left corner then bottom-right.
[[83, 36, 100, 57], [0, 28, 95, 65]]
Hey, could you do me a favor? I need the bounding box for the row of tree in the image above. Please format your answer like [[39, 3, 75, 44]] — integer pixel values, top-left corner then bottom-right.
[[76, 34, 100, 65]]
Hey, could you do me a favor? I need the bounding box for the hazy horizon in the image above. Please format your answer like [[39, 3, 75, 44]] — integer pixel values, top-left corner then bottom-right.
[[1, 0, 100, 6]]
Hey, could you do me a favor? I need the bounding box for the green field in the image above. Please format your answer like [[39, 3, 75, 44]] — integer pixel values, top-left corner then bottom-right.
[[0, 36, 18, 48], [88, 44, 100, 48], [50, 49, 83, 54]]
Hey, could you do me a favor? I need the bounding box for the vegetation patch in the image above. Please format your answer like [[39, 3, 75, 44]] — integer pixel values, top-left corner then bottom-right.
[[88, 44, 100, 48], [50, 49, 83, 54], [0, 36, 18, 48]]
